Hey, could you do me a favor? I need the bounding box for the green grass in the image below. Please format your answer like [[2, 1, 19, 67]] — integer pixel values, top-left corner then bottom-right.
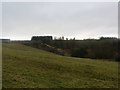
[[0, 43, 2, 89], [2, 43, 118, 88]]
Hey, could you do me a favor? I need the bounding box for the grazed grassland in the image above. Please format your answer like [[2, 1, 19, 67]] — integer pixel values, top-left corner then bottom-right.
[[2, 43, 118, 88]]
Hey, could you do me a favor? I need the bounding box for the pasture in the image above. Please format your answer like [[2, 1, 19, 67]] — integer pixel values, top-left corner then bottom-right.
[[2, 43, 118, 88]]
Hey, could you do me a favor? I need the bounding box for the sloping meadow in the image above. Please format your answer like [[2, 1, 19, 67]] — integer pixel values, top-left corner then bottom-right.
[[2, 43, 118, 88]]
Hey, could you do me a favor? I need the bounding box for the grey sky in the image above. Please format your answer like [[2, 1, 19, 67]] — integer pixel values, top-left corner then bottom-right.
[[2, 2, 118, 40]]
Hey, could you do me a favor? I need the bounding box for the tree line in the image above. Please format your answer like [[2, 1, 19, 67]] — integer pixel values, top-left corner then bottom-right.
[[52, 37, 119, 61], [25, 36, 119, 61]]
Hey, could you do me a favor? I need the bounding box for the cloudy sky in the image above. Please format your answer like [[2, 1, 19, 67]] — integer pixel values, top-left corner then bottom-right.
[[2, 2, 118, 40]]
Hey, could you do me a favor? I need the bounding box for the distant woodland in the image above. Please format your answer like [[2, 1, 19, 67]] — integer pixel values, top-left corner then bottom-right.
[[21, 36, 119, 61]]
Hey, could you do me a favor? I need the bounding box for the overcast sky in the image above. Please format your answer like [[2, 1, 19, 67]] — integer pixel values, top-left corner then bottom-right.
[[2, 2, 118, 40]]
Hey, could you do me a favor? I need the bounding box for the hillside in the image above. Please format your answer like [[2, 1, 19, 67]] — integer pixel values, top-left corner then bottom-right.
[[29, 36, 119, 60], [2, 43, 118, 88]]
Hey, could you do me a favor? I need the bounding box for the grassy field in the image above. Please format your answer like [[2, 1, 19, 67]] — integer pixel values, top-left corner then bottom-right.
[[0, 43, 2, 89], [2, 43, 118, 88]]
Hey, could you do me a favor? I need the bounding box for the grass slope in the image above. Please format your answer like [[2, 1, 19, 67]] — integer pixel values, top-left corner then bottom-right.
[[2, 43, 118, 88]]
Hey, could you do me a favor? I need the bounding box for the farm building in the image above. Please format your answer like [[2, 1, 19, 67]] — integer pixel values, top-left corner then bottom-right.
[[0, 39, 10, 43], [31, 36, 53, 44]]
